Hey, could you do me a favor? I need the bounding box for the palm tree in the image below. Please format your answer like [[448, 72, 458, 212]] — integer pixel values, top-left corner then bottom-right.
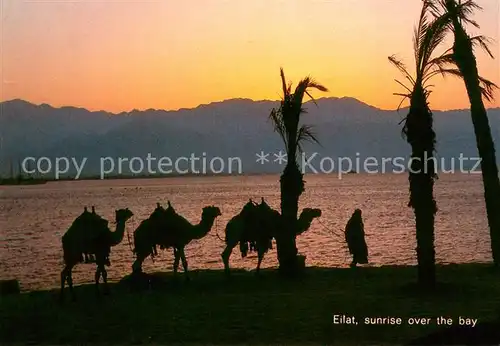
[[269, 68, 328, 276], [388, 0, 455, 286], [429, 0, 500, 266]]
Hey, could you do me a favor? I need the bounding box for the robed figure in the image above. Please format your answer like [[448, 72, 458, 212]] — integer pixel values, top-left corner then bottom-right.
[[345, 209, 368, 268]]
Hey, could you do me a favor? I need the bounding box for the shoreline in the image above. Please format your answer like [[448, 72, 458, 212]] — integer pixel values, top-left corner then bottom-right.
[[4, 261, 494, 294], [0, 171, 488, 186], [2, 264, 499, 344]]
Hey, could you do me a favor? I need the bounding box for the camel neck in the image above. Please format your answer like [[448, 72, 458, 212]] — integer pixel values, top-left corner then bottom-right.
[[296, 213, 314, 236], [192, 215, 216, 240], [110, 219, 127, 246]]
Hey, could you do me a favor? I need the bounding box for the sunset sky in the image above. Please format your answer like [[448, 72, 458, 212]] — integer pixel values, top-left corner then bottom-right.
[[1, 0, 499, 113]]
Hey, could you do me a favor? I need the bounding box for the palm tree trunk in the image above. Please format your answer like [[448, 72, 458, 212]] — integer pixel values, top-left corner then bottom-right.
[[411, 173, 437, 287], [452, 22, 500, 266], [276, 163, 302, 275], [406, 88, 437, 287], [464, 83, 500, 266]]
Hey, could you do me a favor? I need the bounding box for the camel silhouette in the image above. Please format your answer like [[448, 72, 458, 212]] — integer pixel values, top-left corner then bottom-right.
[[132, 202, 222, 279], [134, 202, 171, 259], [222, 198, 321, 274], [60, 206, 134, 301]]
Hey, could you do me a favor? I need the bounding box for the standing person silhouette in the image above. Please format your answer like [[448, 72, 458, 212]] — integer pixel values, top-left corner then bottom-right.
[[345, 209, 368, 268]]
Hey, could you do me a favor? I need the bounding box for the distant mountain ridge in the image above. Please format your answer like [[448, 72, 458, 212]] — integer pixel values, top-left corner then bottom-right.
[[1, 96, 383, 114], [0, 98, 498, 178]]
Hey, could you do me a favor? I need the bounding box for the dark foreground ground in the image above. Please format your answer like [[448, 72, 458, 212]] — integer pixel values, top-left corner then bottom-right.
[[1, 264, 500, 345]]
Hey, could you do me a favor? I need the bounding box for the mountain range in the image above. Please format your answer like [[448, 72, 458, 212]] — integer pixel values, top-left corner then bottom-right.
[[0, 97, 499, 178]]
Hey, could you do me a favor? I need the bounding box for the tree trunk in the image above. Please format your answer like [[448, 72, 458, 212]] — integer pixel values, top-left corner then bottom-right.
[[411, 173, 437, 287], [466, 85, 500, 266], [452, 27, 500, 266], [405, 87, 437, 287], [276, 163, 303, 276]]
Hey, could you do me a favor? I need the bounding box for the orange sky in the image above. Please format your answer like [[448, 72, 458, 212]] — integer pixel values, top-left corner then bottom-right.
[[1, 0, 499, 113]]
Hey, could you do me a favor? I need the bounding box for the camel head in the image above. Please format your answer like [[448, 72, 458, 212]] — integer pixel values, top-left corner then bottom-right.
[[116, 208, 134, 223], [301, 208, 322, 220], [91, 206, 96, 214], [296, 208, 322, 236], [106, 208, 133, 247], [202, 205, 222, 220]]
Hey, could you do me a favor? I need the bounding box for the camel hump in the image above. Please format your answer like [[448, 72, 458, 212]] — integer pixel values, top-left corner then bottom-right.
[[95, 214, 108, 225]]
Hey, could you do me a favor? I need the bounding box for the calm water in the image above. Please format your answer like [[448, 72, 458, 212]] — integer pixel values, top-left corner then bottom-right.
[[0, 173, 491, 291]]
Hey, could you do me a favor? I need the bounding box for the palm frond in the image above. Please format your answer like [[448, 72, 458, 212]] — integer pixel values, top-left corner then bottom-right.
[[428, 66, 497, 101], [434, 67, 463, 78], [269, 108, 288, 149], [470, 35, 495, 58], [307, 80, 329, 92], [394, 92, 411, 111], [394, 79, 413, 94], [296, 124, 320, 153], [271, 68, 328, 157], [388, 55, 416, 85], [426, 52, 455, 71], [421, 17, 449, 69], [414, 0, 434, 65], [428, 0, 497, 102], [280, 68, 288, 99], [390, 0, 454, 129], [305, 90, 318, 106], [455, 0, 482, 28], [433, 0, 481, 28], [478, 76, 498, 102], [394, 92, 411, 98]]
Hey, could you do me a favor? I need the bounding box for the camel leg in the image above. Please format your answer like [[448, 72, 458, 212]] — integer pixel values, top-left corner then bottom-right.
[[94, 265, 109, 295], [173, 248, 181, 277], [60, 264, 76, 302], [130, 253, 150, 290], [67, 267, 76, 301], [100, 264, 110, 295], [256, 250, 265, 274], [60, 267, 67, 300], [221, 242, 236, 275], [94, 252, 110, 295], [132, 253, 146, 275], [60, 265, 73, 301], [178, 248, 190, 281], [94, 264, 102, 296]]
